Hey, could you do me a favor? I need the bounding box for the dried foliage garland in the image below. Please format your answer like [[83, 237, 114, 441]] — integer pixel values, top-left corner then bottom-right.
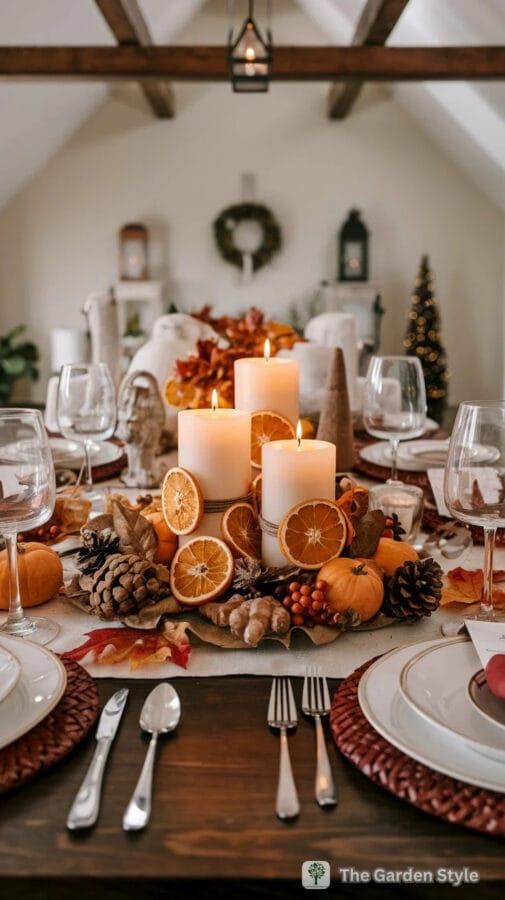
[[213, 203, 282, 272]]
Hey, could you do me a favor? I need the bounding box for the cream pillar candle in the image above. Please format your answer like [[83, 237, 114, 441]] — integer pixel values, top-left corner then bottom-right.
[[177, 394, 251, 539], [261, 428, 336, 566], [234, 341, 299, 426]]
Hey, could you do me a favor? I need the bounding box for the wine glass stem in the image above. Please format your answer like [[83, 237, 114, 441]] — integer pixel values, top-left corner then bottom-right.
[[390, 438, 400, 482], [84, 440, 93, 490], [481, 526, 496, 619], [3, 531, 32, 633]]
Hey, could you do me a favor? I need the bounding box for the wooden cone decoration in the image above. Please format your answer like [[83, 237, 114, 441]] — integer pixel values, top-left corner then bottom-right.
[[316, 347, 355, 471]]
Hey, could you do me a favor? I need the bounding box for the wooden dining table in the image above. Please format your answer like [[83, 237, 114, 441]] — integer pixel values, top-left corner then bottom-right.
[[1, 673, 505, 900]]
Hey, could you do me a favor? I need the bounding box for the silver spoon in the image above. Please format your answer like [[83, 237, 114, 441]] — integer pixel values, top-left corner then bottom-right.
[[122, 682, 181, 832]]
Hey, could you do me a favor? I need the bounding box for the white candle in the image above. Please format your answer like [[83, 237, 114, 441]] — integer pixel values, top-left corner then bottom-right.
[[178, 393, 251, 539], [234, 341, 299, 426], [261, 425, 336, 566]]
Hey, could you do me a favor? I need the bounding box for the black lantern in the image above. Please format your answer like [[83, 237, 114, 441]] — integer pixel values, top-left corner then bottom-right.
[[338, 209, 369, 282], [119, 223, 149, 281], [228, 1, 272, 93]]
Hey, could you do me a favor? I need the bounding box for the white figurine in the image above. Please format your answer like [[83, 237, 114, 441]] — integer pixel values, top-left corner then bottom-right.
[[116, 370, 165, 488]]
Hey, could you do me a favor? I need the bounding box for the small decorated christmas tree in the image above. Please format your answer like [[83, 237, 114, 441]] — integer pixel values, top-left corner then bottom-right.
[[404, 255, 449, 421]]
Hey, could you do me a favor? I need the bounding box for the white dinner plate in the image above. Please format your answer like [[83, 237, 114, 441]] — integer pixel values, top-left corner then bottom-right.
[[358, 637, 505, 793], [0, 635, 67, 750], [49, 437, 122, 469], [468, 669, 505, 734], [400, 440, 499, 467], [361, 439, 499, 471], [400, 638, 505, 764], [0, 644, 21, 704], [359, 441, 429, 472]]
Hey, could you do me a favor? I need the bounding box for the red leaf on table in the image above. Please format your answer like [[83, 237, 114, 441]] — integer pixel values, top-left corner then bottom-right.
[[66, 625, 190, 670]]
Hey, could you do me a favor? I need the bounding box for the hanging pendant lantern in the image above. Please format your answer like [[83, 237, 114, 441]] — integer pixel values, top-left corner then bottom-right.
[[228, 1, 272, 93]]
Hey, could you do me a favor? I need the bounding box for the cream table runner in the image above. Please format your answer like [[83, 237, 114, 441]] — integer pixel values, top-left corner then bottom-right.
[[42, 471, 487, 679]]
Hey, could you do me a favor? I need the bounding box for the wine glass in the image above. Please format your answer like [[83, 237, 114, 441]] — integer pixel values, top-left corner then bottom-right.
[[56, 363, 116, 508], [363, 355, 427, 482], [444, 401, 505, 619], [363, 356, 427, 542], [0, 408, 59, 644]]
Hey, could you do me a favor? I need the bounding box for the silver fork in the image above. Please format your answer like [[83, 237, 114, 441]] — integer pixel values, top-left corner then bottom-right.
[[302, 667, 338, 808], [267, 677, 300, 820]]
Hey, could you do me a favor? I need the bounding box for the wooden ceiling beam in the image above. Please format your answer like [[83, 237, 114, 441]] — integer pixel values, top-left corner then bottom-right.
[[94, 0, 174, 118], [328, 0, 411, 119], [0, 46, 504, 81]]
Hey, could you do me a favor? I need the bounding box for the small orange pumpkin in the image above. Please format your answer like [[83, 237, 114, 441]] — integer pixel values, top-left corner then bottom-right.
[[0, 542, 63, 609], [142, 511, 178, 564], [318, 556, 384, 622], [373, 537, 419, 577]]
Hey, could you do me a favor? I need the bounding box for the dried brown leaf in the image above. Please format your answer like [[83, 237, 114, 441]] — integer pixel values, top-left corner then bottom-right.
[[349, 510, 386, 559], [111, 500, 157, 560]]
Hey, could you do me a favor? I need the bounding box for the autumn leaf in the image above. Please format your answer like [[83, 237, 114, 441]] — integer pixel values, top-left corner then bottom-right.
[[65, 624, 191, 670], [441, 566, 505, 607], [349, 510, 386, 559], [111, 500, 158, 560]]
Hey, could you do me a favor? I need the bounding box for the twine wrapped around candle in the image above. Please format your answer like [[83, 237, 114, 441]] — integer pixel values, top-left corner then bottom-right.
[[259, 515, 279, 537], [204, 494, 253, 514]]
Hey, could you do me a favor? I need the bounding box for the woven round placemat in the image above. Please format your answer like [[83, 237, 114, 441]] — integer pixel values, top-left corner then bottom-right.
[[330, 658, 505, 836], [0, 655, 99, 796]]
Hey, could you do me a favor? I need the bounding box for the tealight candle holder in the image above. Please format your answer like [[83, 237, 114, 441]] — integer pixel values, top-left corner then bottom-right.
[[368, 482, 424, 544]]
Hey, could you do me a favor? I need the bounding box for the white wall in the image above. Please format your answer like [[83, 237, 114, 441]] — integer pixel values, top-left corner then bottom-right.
[[0, 3, 503, 405]]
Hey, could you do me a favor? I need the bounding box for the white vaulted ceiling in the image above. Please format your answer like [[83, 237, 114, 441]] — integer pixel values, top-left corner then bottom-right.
[[0, 0, 504, 211]]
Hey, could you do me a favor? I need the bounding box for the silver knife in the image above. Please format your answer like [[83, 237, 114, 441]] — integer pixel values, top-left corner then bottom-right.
[[66, 687, 129, 831]]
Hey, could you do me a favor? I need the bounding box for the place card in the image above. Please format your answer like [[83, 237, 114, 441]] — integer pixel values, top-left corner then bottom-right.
[[427, 468, 450, 516], [464, 618, 505, 669]]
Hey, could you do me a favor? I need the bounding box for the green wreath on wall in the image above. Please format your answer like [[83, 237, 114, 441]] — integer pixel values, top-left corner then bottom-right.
[[213, 203, 282, 273]]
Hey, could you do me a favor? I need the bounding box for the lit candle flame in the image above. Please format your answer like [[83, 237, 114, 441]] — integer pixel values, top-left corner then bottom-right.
[[296, 420, 302, 447], [245, 47, 256, 62], [211, 388, 218, 412], [264, 338, 271, 362]]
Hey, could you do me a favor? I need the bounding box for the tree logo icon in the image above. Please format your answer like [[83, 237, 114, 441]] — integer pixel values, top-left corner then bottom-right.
[[302, 860, 331, 889]]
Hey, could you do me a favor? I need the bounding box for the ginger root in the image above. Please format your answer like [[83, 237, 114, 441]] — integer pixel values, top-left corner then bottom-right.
[[199, 594, 290, 647]]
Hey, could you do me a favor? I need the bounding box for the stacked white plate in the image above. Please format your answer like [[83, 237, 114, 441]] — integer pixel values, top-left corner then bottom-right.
[[358, 636, 505, 793], [0, 635, 67, 749], [49, 437, 123, 470], [360, 439, 499, 472]]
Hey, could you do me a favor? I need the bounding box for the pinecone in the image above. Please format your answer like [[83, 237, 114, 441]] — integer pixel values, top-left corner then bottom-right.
[[88, 553, 171, 619], [232, 556, 301, 599], [77, 528, 120, 575], [384, 558, 443, 620]]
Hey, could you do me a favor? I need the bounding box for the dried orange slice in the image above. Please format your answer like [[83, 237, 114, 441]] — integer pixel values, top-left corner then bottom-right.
[[222, 502, 261, 560], [250, 410, 295, 469], [164, 379, 196, 409], [299, 417, 316, 439], [161, 466, 203, 536], [170, 536, 234, 605], [278, 499, 348, 569]]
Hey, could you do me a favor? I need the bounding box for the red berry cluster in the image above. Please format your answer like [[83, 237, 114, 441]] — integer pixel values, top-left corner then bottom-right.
[[277, 580, 332, 627], [18, 523, 62, 543]]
